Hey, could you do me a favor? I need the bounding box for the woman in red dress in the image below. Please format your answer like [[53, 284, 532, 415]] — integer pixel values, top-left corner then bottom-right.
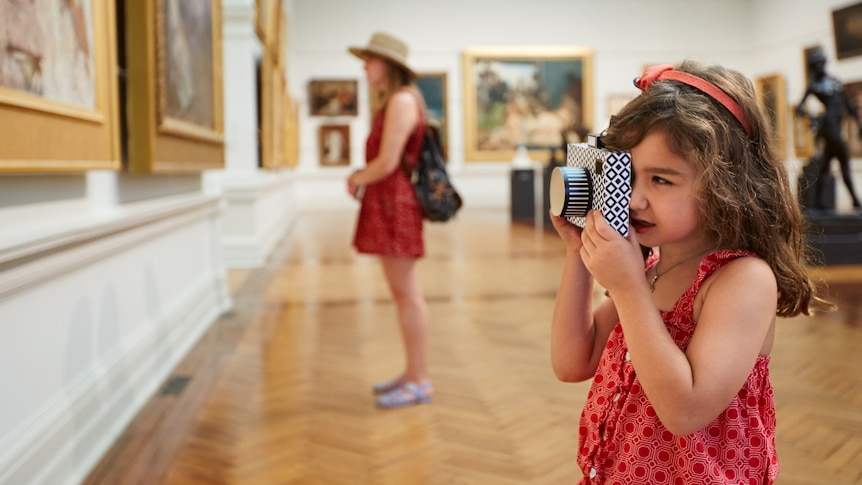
[[347, 32, 432, 408]]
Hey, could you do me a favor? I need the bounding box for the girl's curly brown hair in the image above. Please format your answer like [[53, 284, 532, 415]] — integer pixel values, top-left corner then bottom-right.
[[602, 60, 826, 317]]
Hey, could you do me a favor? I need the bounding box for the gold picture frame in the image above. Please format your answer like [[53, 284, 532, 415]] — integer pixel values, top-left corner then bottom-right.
[[319, 125, 350, 166], [843, 80, 862, 158], [0, 0, 120, 172], [254, 0, 267, 41], [284, 95, 300, 168], [832, 2, 862, 60], [308, 79, 358, 117], [260, 53, 287, 169], [254, 0, 281, 64], [755, 73, 788, 160], [126, 0, 224, 173], [461, 46, 594, 162], [792, 104, 815, 160]]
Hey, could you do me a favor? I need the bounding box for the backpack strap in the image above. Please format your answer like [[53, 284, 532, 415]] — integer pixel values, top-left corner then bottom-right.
[[399, 88, 427, 180]]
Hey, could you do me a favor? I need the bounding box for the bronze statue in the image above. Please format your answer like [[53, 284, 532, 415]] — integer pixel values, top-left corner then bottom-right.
[[796, 48, 862, 210]]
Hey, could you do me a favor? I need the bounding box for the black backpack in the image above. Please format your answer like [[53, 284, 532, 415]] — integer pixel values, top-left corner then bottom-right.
[[402, 124, 463, 222]]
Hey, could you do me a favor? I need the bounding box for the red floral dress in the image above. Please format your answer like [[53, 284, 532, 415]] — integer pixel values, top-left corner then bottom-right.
[[578, 250, 779, 484], [353, 100, 425, 257]]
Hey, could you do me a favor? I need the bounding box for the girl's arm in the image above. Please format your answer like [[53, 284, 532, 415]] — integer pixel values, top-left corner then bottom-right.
[[583, 212, 777, 436], [549, 214, 620, 382], [349, 90, 419, 188]]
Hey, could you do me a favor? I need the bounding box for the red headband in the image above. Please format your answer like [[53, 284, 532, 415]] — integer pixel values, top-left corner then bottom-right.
[[634, 64, 752, 137]]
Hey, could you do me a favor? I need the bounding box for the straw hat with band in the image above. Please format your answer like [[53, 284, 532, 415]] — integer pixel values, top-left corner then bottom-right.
[[348, 32, 415, 79]]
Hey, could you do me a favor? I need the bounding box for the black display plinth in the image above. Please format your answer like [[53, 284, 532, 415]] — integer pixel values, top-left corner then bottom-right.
[[510, 168, 537, 225], [805, 212, 862, 265]]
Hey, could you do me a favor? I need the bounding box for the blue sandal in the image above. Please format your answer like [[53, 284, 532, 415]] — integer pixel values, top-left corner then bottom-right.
[[376, 381, 433, 409], [372, 375, 406, 395]]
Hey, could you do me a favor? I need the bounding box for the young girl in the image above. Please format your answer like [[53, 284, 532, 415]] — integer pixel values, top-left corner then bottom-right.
[[550, 61, 823, 483], [346, 32, 433, 409]]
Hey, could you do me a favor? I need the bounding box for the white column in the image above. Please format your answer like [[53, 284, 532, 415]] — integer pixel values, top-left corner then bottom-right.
[[208, 0, 298, 268], [222, 0, 260, 172]]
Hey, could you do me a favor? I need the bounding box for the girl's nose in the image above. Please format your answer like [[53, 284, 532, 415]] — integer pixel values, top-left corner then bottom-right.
[[628, 174, 647, 210]]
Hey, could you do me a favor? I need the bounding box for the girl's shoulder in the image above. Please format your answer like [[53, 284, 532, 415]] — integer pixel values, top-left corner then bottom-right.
[[692, 251, 777, 321], [699, 251, 776, 298]]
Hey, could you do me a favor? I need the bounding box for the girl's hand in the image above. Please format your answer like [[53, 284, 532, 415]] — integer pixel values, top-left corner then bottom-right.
[[548, 210, 584, 251], [579, 211, 644, 295]]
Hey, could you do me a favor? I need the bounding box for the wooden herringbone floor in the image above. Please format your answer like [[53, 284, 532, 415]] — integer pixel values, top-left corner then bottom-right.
[[85, 208, 862, 484]]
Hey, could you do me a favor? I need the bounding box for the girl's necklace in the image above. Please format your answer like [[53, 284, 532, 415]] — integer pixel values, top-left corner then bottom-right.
[[648, 251, 710, 292]]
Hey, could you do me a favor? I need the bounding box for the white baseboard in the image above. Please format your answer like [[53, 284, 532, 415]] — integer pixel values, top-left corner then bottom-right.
[[0, 272, 231, 485]]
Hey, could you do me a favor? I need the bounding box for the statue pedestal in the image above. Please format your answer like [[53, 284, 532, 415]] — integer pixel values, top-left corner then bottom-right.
[[805, 212, 862, 265], [798, 158, 862, 265]]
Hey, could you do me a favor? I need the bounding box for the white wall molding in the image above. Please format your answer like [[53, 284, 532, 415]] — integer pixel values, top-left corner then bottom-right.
[[207, 170, 299, 267], [0, 194, 231, 485], [0, 195, 222, 300], [0, 272, 227, 485]]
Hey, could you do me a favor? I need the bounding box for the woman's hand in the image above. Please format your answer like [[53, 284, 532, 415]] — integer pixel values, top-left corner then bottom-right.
[[347, 170, 363, 199], [579, 211, 644, 295], [548, 210, 584, 251]]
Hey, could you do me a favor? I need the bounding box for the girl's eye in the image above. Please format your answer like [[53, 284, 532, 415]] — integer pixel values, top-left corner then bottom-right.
[[653, 176, 671, 185]]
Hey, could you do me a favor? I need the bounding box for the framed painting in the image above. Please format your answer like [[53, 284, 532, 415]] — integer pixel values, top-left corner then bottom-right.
[[309, 79, 358, 116], [462, 46, 594, 162], [126, 0, 224, 173], [156, 0, 221, 142], [792, 104, 815, 160], [755, 74, 788, 160], [284, 95, 299, 167], [415, 72, 449, 160], [319, 124, 350, 166], [833, 2, 862, 60], [260, 53, 287, 168], [843, 80, 862, 157], [0, 0, 120, 172]]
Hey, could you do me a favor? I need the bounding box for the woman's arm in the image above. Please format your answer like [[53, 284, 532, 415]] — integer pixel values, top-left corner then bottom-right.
[[349, 90, 419, 187]]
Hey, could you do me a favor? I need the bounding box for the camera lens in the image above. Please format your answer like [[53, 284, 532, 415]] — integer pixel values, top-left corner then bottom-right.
[[549, 166, 593, 218]]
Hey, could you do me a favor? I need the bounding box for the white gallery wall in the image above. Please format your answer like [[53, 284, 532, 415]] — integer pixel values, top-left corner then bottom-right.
[[289, 0, 862, 211]]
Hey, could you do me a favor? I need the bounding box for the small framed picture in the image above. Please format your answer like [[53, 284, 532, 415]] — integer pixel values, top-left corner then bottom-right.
[[415, 72, 449, 159], [843, 80, 862, 157], [833, 2, 862, 60], [792, 104, 814, 160], [308, 79, 358, 116], [754, 74, 788, 160], [318, 124, 350, 166]]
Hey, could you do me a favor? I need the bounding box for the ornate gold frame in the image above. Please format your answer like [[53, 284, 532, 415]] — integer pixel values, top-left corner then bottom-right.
[[0, 0, 120, 172], [260, 53, 283, 168], [461, 46, 594, 162], [755, 73, 788, 160], [126, 0, 224, 173]]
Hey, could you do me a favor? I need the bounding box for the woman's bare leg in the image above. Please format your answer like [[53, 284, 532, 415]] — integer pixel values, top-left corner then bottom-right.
[[380, 255, 430, 385]]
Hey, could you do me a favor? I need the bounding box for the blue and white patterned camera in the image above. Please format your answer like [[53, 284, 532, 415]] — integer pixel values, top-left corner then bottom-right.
[[549, 134, 632, 236]]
